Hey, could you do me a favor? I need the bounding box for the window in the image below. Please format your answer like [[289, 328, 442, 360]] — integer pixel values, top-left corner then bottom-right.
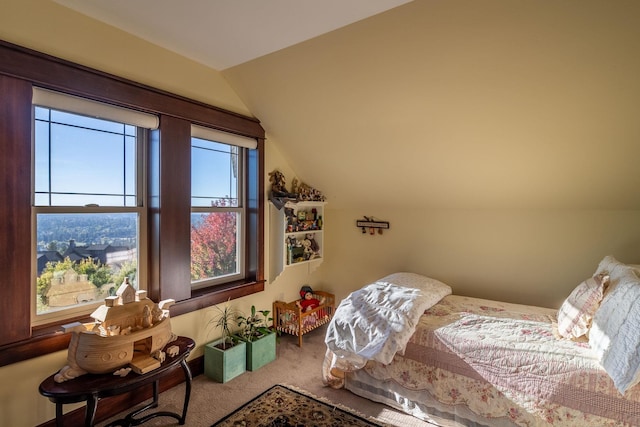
[[31, 88, 156, 325], [190, 126, 258, 288], [0, 42, 264, 366]]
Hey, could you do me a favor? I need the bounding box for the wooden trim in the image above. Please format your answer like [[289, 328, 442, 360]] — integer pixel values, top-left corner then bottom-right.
[[148, 116, 192, 303], [0, 39, 266, 367], [0, 75, 32, 345], [0, 40, 263, 139], [172, 280, 266, 317]]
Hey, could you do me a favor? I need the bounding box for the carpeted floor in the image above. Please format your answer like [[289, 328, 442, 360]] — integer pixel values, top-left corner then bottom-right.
[[98, 325, 435, 427]]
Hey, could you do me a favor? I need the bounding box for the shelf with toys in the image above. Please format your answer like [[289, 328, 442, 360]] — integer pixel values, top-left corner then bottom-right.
[[269, 200, 325, 282], [284, 202, 324, 263], [268, 170, 326, 282]]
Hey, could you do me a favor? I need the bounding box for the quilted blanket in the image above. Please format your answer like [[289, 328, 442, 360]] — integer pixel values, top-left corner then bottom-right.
[[434, 312, 640, 425], [345, 295, 640, 426], [324, 272, 451, 381]]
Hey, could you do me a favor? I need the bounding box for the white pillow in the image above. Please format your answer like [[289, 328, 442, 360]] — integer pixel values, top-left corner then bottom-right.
[[557, 274, 608, 340], [628, 264, 640, 276], [590, 281, 640, 394], [594, 255, 638, 299], [589, 258, 640, 394], [376, 272, 452, 295]]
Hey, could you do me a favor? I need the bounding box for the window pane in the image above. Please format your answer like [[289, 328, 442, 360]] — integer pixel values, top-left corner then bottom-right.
[[34, 118, 50, 195], [191, 137, 238, 207], [49, 124, 124, 197], [34, 107, 137, 207], [49, 194, 134, 206], [190, 211, 239, 282], [36, 213, 138, 315], [125, 134, 136, 196], [50, 110, 132, 134]]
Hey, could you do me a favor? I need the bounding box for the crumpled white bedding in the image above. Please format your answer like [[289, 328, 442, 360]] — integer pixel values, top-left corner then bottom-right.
[[324, 272, 452, 378], [590, 279, 640, 395]]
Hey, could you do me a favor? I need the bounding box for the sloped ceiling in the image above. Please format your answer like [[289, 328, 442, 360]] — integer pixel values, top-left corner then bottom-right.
[[54, 0, 640, 211], [53, 0, 412, 70], [223, 1, 640, 210]]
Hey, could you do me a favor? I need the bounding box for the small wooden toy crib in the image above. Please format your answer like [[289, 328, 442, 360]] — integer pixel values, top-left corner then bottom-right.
[[273, 291, 335, 347]]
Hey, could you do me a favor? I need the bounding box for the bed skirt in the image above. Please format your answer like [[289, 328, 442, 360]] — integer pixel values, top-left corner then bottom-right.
[[346, 368, 518, 427]]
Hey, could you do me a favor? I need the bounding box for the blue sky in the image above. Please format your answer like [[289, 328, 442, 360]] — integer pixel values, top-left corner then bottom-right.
[[34, 107, 236, 207]]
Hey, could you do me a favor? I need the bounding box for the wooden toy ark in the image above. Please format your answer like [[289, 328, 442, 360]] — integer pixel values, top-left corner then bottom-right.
[[54, 280, 176, 383]]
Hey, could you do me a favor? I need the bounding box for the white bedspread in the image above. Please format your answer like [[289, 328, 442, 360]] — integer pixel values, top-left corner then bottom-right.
[[324, 272, 452, 375]]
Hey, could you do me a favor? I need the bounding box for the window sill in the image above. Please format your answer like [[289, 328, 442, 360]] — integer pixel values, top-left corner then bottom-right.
[[0, 279, 265, 368], [172, 278, 265, 317]]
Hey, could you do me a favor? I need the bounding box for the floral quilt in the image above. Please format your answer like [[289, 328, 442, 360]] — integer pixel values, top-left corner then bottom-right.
[[347, 295, 640, 426]]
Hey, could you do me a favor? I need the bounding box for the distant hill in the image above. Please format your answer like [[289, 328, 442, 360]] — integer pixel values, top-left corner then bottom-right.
[[37, 213, 137, 252]]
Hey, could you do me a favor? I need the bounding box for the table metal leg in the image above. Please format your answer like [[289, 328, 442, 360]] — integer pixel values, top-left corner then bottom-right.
[[55, 403, 63, 427], [178, 358, 192, 424], [85, 395, 99, 427], [105, 364, 192, 427]]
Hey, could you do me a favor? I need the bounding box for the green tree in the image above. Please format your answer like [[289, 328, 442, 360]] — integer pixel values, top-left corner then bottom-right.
[[112, 259, 138, 290], [37, 257, 75, 304], [76, 257, 111, 288], [37, 256, 115, 305]]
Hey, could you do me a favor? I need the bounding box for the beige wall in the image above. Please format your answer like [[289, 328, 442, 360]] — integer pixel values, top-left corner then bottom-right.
[[223, 0, 640, 212], [222, 0, 640, 308], [316, 208, 640, 309], [2, 0, 640, 425]]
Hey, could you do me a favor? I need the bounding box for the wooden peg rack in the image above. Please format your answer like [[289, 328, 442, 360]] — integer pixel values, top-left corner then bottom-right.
[[356, 217, 390, 235]]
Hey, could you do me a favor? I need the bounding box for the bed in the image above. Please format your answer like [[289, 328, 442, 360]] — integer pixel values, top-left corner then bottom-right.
[[323, 257, 640, 426]]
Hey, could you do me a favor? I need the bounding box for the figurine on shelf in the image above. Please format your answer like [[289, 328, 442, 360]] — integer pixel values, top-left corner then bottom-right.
[[296, 285, 325, 312], [285, 208, 297, 232], [269, 170, 287, 196], [302, 239, 313, 259], [305, 233, 319, 253], [291, 177, 325, 202], [302, 234, 320, 260], [269, 170, 299, 209]]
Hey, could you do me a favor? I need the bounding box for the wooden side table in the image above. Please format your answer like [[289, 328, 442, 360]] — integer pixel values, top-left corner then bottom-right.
[[39, 336, 195, 427]]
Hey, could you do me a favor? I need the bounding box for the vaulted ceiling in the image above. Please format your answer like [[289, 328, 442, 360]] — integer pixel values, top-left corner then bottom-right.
[[53, 0, 412, 70], [54, 1, 640, 210]]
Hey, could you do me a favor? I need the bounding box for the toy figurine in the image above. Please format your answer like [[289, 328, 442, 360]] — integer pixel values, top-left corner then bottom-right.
[[305, 233, 319, 253], [296, 285, 325, 312], [269, 170, 287, 196]]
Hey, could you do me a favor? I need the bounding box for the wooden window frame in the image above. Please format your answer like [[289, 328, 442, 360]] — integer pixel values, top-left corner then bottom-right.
[[0, 40, 265, 367]]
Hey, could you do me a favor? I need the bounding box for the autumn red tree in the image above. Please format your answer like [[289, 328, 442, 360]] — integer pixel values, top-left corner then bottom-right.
[[191, 210, 237, 281]]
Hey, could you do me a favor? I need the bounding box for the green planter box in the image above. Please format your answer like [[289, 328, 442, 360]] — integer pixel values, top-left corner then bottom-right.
[[204, 339, 246, 383], [241, 332, 277, 371]]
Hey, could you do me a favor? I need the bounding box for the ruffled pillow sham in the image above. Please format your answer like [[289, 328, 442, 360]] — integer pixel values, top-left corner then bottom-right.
[[557, 273, 608, 340]]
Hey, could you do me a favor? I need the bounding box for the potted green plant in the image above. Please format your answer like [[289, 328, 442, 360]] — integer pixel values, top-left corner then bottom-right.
[[204, 303, 246, 383], [236, 305, 277, 371]]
